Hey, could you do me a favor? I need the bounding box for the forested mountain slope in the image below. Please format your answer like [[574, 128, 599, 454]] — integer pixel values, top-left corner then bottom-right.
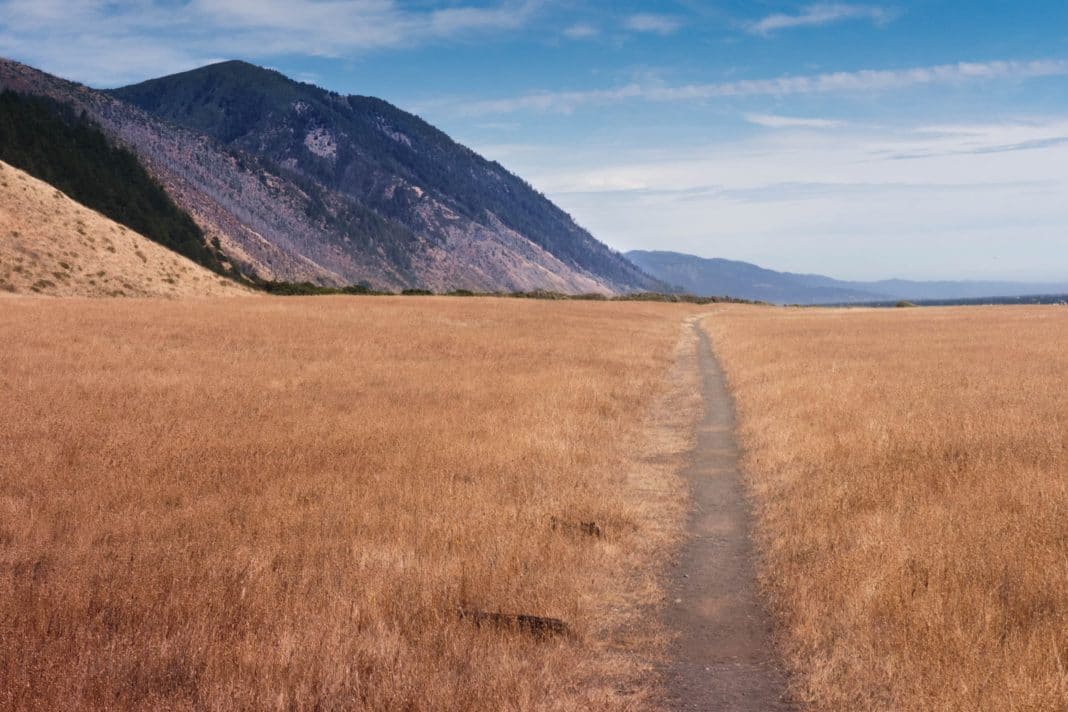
[[0, 90, 233, 276], [0, 57, 656, 293], [111, 61, 654, 293]]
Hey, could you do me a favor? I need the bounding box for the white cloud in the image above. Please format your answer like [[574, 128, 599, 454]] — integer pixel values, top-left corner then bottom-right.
[[443, 59, 1068, 115], [624, 14, 682, 35], [563, 23, 598, 39], [531, 118, 1068, 195], [747, 3, 895, 36], [485, 117, 1068, 281], [0, 0, 543, 85], [745, 113, 846, 128]]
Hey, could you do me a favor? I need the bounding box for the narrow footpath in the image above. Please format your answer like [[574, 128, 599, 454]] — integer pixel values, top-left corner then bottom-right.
[[663, 320, 795, 711]]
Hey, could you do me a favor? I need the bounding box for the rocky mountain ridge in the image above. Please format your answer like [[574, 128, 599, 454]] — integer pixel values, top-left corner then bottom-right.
[[0, 58, 657, 293]]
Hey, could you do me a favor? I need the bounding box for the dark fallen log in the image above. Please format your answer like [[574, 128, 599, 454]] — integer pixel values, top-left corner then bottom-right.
[[580, 521, 603, 538], [549, 516, 604, 538], [458, 608, 570, 638]]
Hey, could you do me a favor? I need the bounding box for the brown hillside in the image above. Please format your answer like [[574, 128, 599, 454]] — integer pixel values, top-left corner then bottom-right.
[[0, 161, 249, 297], [0, 58, 659, 294]]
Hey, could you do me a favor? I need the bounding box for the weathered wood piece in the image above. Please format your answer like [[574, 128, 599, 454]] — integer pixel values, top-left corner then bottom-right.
[[549, 516, 604, 538]]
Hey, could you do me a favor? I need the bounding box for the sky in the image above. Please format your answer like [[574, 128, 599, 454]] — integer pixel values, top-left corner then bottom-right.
[[2, 1, 1067, 281]]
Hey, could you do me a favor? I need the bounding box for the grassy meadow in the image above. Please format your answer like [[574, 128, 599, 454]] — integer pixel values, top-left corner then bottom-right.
[[0, 296, 700, 710], [6, 294, 1067, 711], [705, 305, 1068, 711]]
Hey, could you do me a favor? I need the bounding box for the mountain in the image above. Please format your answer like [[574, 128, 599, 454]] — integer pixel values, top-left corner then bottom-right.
[[626, 250, 1068, 304], [0, 160, 249, 297], [110, 60, 656, 293], [625, 251, 886, 304], [0, 58, 656, 294], [0, 58, 382, 285]]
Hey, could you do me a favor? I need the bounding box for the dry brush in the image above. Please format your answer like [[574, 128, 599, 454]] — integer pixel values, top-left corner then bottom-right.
[[0, 296, 699, 710], [704, 306, 1068, 711]]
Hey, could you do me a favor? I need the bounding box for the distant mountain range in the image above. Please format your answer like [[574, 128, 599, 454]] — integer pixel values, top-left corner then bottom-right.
[[0, 58, 658, 294], [626, 250, 1068, 305], [2, 56, 1060, 301]]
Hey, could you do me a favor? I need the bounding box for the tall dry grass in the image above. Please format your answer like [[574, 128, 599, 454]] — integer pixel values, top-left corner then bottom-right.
[[0, 160, 248, 297], [704, 306, 1068, 711], [0, 296, 697, 710]]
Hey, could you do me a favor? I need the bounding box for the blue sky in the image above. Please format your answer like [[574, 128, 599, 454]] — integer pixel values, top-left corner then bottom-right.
[[2, 1, 1067, 281]]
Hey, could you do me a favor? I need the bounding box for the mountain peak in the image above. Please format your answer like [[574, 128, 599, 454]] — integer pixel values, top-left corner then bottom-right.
[[104, 61, 660, 292], [154, 59, 281, 80], [0, 58, 657, 293]]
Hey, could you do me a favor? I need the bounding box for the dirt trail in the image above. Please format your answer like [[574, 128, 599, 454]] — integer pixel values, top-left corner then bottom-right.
[[663, 319, 795, 711]]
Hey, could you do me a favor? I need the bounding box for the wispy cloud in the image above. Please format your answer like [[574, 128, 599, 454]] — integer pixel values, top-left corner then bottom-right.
[[747, 3, 895, 36], [500, 116, 1068, 281], [887, 121, 1068, 159], [745, 113, 846, 128], [531, 117, 1068, 195], [0, 0, 544, 85], [624, 13, 682, 35], [562, 23, 598, 39], [442, 59, 1068, 115]]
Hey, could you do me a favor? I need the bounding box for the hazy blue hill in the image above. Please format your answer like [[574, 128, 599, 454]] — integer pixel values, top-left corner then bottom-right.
[[625, 250, 888, 304], [831, 278, 1068, 302], [112, 61, 655, 291], [626, 250, 1068, 304]]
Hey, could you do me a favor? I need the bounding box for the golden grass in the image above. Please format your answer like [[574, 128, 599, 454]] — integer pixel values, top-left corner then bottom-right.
[[703, 306, 1068, 711], [0, 296, 699, 710], [0, 160, 249, 297]]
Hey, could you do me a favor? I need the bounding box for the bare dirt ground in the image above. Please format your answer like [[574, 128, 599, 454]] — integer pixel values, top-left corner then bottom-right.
[[662, 319, 794, 711]]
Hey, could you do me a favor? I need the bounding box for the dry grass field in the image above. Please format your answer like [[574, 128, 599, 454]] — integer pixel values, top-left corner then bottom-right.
[[0, 160, 248, 297], [0, 296, 699, 711], [704, 306, 1068, 711]]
